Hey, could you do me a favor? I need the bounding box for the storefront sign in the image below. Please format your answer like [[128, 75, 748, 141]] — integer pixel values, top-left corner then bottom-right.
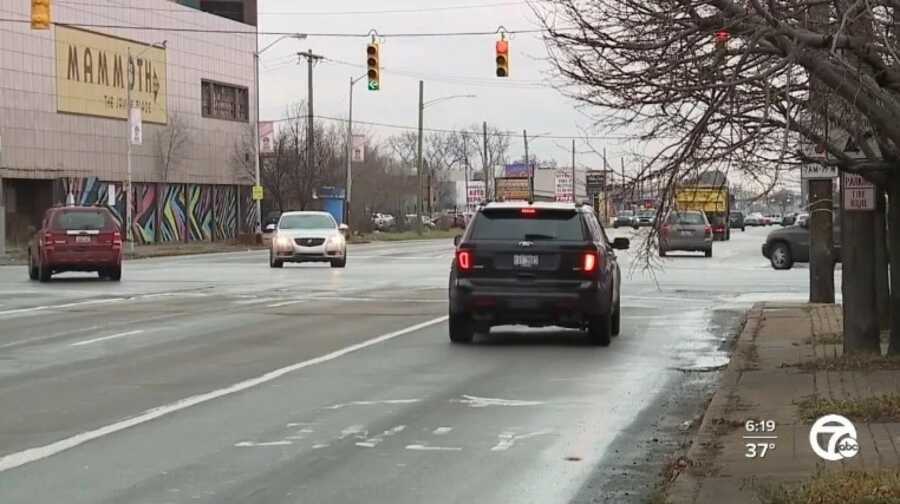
[[56, 26, 168, 124]]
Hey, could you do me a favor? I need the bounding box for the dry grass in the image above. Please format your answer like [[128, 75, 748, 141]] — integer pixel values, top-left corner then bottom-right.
[[758, 469, 900, 504], [797, 353, 900, 372], [796, 394, 900, 422]]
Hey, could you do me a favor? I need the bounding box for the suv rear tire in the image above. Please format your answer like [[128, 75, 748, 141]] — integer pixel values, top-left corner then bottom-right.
[[38, 260, 51, 282], [269, 250, 284, 269], [704, 247, 712, 258], [658, 247, 667, 257], [28, 251, 38, 280], [611, 301, 621, 336], [449, 312, 475, 343], [108, 266, 122, 281], [588, 312, 612, 346]]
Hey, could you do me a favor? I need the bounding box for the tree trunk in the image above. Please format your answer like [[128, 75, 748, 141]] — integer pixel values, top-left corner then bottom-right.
[[875, 188, 891, 332], [842, 179, 881, 354], [888, 173, 900, 354], [809, 179, 835, 303]]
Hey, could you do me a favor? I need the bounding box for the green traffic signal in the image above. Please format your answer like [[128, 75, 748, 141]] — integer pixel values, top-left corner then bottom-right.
[[368, 80, 379, 91]]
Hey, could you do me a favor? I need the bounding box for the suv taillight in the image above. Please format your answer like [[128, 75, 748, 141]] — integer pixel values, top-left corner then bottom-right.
[[456, 250, 473, 271], [582, 251, 601, 275], [661, 224, 671, 238], [112, 231, 123, 249], [704, 225, 712, 237]]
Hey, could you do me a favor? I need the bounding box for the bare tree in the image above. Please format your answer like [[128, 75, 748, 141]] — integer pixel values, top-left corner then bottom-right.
[[538, 0, 900, 353], [156, 113, 191, 182]]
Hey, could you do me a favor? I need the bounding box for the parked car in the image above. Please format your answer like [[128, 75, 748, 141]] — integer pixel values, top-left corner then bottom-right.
[[404, 214, 436, 229], [761, 217, 841, 270], [766, 214, 781, 225], [269, 211, 348, 268], [28, 206, 123, 282], [781, 213, 797, 226], [729, 211, 745, 231], [745, 212, 766, 226], [449, 202, 629, 346], [659, 210, 714, 257], [795, 212, 809, 227], [371, 213, 395, 231], [636, 209, 657, 227], [613, 210, 638, 229]]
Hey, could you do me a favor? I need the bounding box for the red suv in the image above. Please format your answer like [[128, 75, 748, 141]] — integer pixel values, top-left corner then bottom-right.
[[28, 207, 123, 282]]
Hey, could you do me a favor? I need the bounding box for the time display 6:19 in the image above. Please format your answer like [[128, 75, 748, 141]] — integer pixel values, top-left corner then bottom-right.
[[745, 419, 776, 432]]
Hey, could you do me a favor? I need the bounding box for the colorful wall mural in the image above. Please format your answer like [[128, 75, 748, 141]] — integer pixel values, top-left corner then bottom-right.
[[54, 177, 244, 244]]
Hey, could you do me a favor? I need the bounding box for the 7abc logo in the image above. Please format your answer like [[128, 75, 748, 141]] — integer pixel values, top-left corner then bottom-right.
[[809, 414, 859, 461]]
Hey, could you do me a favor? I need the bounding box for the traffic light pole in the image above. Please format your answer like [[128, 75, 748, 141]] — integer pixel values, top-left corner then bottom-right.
[[524, 130, 531, 200], [346, 74, 366, 226], [416, 80, 424, 236]]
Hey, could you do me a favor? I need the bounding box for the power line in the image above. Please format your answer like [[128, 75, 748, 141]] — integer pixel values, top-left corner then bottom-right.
[[56, 0, 530, 16], [0, 18, 563, 37], [265, 113, 637, 141]]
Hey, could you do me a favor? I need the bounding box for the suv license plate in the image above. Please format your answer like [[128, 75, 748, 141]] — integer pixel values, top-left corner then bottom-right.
[[75, 235, 92, 243], [513, 254, 539, 268]]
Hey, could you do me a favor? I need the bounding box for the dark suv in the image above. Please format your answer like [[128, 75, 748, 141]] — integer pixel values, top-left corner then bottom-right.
[[449, 202, 629, 346]]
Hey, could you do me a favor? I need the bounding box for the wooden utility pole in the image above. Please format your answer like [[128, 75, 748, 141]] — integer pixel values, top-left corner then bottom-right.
[[298, 49, 324, 200], [483, 121, 489, 199], [524, 130, 531, 200]]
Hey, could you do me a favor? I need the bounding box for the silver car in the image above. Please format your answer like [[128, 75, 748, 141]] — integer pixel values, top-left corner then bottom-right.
[[659, 210, 714, 258], [269, 211, 348, 268]]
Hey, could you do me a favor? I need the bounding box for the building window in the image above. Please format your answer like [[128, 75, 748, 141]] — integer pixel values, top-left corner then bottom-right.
[[201, 80, 249, 122]]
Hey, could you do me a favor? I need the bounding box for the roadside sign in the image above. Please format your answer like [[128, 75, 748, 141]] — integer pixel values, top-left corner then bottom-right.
[[842, 173, 875, 211], [351, 135, 366, 163], [107, 184, 116, 207], [495, 177, 530, 201], [555, 169, 573, 202], [251, 185, 264, 201], [467, 181, 485, 206], [585, 171, 605, 194], [129, 108, 143, 145], [801, 164, 838, 180]]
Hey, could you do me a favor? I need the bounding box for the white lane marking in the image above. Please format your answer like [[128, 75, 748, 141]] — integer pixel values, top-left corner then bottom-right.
[[432, 427, 453, 435], [0, 315, 449, 473], [490, 430, 553, 451], [405, 444, 462, 452], [0, 298, 124, 318], [234, 441, 292, 447], [266, 298, 311, 308], [454, 395, 544, 408], [338, 425, 366, 440], [70, 330, 145, 347], [356, 425, 406, 448], [324, 399, 421, 410], [312, 444, 329, 449]]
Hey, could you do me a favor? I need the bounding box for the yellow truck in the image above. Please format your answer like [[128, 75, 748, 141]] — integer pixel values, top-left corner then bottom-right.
[[675, 186, 731, 240]]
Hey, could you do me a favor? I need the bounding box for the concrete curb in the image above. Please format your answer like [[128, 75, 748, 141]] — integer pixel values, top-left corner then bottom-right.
[[667, 303, 765, 503]]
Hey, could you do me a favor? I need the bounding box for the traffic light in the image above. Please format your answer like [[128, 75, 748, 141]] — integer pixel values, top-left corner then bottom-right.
[[31, 0, 51, 30], [366, 42, 380, 91], [495, 38, 509, 77]]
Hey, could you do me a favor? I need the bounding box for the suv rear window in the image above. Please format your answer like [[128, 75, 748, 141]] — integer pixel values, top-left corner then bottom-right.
[[52, 209, 113, 231], [667, 212, 706, 225], [469, 209, 586, 241]]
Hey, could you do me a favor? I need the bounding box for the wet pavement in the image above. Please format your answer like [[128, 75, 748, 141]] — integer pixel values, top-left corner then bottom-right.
[[0, 228, 826, 503]]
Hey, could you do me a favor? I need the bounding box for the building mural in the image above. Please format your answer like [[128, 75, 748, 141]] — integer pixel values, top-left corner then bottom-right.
[[52, 177, 244, 244]]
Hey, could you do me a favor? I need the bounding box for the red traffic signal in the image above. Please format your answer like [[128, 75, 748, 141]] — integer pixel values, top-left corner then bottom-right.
[[495, 39, 509, 78]]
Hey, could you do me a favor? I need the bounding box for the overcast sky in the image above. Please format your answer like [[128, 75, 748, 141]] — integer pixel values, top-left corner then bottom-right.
[[255, 0, 640, 171]]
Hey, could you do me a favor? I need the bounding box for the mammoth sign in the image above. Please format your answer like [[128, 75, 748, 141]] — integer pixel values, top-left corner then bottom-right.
[[56, 26, 168, 124]]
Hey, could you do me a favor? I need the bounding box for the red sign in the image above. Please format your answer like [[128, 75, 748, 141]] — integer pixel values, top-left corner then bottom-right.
[[842, 173, 875, 211]]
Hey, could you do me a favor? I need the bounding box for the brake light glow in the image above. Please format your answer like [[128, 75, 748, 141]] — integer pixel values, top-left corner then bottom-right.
[[583, 251, 599, 273], [520, 208, 537, 216], [704, 225, 713, 236], [457, 250, 473, 271]]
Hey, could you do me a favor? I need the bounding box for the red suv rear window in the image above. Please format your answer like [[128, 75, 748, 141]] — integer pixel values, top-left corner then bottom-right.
[[51, 209, 114, 231]]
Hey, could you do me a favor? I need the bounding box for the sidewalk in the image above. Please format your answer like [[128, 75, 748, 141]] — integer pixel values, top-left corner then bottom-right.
[[668, 303, 900, 503]]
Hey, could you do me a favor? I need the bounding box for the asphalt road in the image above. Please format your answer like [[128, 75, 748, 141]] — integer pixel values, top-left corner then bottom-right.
[[0, 228, 831, 503]]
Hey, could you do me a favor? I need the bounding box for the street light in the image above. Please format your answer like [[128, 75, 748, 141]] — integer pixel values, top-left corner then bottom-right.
[[126, 40, 166, 254], [415, 82, 476, 235], [253, 33, 307, 238], [345, 72, 368, 227]]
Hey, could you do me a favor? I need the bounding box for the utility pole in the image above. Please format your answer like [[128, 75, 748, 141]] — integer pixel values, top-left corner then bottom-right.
[[620, 157, 625, 210], [346, 74, 366, 226], [482, 121, 489, 199], [416, 80, 424, 236], [463, 131, 470, 211], [571, 139, 576, 202], [524, 130, 531, 200], [298, 49, 324, 207]]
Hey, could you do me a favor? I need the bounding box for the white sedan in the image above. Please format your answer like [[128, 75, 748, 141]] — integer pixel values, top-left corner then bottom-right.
[[269, 211, 348, 268]]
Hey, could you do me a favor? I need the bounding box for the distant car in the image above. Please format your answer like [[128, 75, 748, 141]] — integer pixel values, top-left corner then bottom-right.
[[781, 213, 797, 226], [659, 210, 713, 258], [795, 212, 809, 227], [405, 214, 436, 229], [761, 217, 841, 270], [636, 210, 657, 227], [449, 202, 629, 346], [371, 213, 395, 231], [745, 212, 765, 226], [269, 211, 348, 268], [766, 214, 781, 225], [729, 212, 745, 231], [28, 206, 123, 282], [613, 210, 638, 229]]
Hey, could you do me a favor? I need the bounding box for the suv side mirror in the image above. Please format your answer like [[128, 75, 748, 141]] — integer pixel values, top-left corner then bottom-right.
[[453, 235, 462, 246], [264, 224, 276, 233], [338, 223, 349, 231], [612, 237, 630, 250]]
